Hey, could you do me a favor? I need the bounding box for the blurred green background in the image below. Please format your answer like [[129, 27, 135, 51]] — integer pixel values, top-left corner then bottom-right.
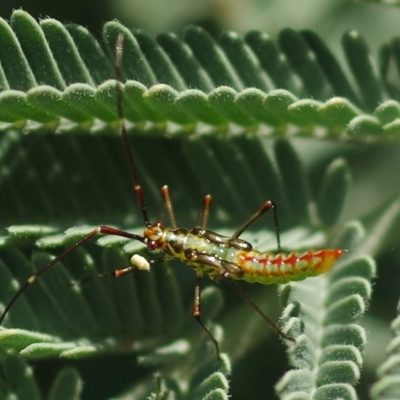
[[2, 0, 400, 48]]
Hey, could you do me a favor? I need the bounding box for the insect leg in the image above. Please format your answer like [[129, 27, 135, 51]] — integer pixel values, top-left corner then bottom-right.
[[160, 186, 177, 229], [201, 195, 212, 230], [185, 250, 244, 279], [187, 251, 245, 358], [0, 226, 145, 326], [223, 277, 295, 343], [193, 273, 222, 360], [232, 201, 281, 251], [200, 230, 252, 251], [76, 256, 165, 284], [114, 34, 151, 229]]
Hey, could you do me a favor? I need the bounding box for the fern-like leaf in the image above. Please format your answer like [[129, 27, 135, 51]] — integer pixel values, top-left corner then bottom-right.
[[276, 230, 375, 399], [0, 10, 399, 140], [371, 299, 400, 399], [0, 9, 396, 400]]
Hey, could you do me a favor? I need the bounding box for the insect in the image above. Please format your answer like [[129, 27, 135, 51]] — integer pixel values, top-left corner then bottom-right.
[[0, 33, 343, 360]]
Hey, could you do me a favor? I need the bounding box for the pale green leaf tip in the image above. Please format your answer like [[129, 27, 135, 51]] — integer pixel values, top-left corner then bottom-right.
[[0, 10, 396, 140]]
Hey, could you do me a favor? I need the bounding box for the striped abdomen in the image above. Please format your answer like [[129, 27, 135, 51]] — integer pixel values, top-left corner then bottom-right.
[[156, 228, 343, 284], [235, 249, 343, 284]]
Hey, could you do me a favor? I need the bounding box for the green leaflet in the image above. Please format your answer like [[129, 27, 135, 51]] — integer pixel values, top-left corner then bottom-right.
[[0, 135, 349, 398], [276, 223, 375, 400], [0, 10, 398, 139], [0, 354, 83, 400], [0, 8, 398, 400], [371, 300, 400, 399]]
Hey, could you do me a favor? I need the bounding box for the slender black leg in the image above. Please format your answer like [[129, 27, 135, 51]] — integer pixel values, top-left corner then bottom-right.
[[161, 186, 177, 229], [193, 274, 221, 360], [0, 225, 145, 325], [75, 256, 165, 285], [232, 200, 281, 251], [224, 276, 295, 343], [201, 195, 212, 230]]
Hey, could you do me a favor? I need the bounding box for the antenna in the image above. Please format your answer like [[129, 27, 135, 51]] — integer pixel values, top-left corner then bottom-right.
[[0, 33, 149, 327], [114, 33, 151, 228]]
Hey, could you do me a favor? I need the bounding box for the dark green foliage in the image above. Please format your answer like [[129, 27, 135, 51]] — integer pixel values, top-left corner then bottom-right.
[[0, 8, 397, 400]]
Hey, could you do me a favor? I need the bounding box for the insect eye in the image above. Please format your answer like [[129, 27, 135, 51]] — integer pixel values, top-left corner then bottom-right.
[[147, 240, 159, 250]]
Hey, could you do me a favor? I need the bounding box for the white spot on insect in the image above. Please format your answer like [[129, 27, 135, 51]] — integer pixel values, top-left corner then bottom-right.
[[130, 254, 150, 271]]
